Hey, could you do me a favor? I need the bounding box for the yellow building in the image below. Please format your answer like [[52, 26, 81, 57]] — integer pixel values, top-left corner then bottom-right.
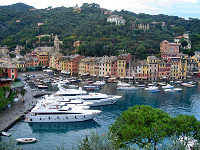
[[12, 58, 26, 71], [134, 61, 148, 80], [178, 53, 188, 79], [78, 57, 100, 76], [117, 58, 126, 77], [191, 53, 200, 75], [147, 55, 160, 63], [169, 55, 179, 80], [58, 56, 67, 71], [49, 52, 63, 69], [73, 4, 81, 13]]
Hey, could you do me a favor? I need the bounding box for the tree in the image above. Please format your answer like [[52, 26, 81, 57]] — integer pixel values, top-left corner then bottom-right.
[[9, 53, 16, 58], [77, 132, 124, 150], [109, 105, 172, 149], [172, 115, 200, 141], [40, 36, 49, 42], [181, 40, 188, 48]]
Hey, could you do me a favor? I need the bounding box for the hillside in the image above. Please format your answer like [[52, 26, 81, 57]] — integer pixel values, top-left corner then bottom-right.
[[1, 3, 200, 59]]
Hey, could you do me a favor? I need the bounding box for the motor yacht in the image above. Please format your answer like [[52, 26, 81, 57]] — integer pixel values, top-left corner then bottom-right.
[[144, 86, 158, 91], [39, 94, 93, 108], [164, 88, 182, 92], [117, 81, 131, 87], [25, 105, 101, 123], [117, 86, 138, 90], [162, 84, 174, 89], [55, 85, 122, 106], [93, 81, 105, 86]]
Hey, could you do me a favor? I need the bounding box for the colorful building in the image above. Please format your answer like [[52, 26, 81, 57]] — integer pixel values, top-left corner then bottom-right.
[[179, 53, 188, 79], [160, 40, 180, 54]]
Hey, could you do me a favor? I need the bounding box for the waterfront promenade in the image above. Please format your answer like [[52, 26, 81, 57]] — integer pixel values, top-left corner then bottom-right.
[[0, 80, 37, 131], [0, 71, 58, 132]]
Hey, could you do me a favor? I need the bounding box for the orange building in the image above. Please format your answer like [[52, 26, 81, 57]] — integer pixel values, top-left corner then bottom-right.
[[160, 40, 180, 54], [66, 54, 84, 75]]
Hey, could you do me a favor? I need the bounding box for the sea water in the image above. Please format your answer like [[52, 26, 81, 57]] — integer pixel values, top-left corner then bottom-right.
[[2, 83, 200, 150]]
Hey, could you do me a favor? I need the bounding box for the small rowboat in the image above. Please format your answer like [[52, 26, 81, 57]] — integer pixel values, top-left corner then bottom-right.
[[1, 131, 11, 136], [16, 138, 38, 143]]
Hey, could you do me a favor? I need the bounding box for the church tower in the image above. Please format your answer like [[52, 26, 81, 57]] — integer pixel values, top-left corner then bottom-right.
[[54, 35, 60, 51]]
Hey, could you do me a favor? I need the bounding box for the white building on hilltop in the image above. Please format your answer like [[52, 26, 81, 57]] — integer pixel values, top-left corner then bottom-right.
[[107, 15, 126, 25], [174, 33, 191, 49]]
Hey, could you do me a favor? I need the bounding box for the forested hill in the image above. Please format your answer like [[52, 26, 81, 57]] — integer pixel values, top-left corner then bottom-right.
[[1, 3, 200, 59]]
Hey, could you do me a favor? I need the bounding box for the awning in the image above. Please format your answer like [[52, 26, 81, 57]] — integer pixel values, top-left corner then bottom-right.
[[120, 77, 124, 79], [104, 76, 110, 78]]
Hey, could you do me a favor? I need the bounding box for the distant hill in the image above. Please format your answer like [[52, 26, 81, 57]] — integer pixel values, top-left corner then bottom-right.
[[0, 3, 200, 58], [0, 3, 34, 10]]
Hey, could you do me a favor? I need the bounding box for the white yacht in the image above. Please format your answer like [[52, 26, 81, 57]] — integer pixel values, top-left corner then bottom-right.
[[144, 86, 158, 91], [93, 81, 105, 86], [25, 105, 101, 123], [164, 88, 182, 92], [117, 81, 131, 87], [55, 85, 122, 106], [117, 86, 138, 90], [39, 95, 93, 108], [162, 84, 174, 89]]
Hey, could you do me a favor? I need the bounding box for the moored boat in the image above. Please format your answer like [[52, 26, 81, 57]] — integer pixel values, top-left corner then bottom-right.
[[1, 131, 11, 136], [162, 84, 174, 89], [25, 105, 101, 123], [145, 86, 158, 91], [16, 138, 38, 143], [164, 88, 182, 92], [55, 85, 122, 106], [117, 86, 138, 90], [93, 81, 105, 86], [117, 81, 131, 87], [148, 89, 160, 93]]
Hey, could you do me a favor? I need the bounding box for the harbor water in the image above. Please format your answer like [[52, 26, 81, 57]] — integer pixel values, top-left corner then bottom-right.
[[2, 83, 200, 149]]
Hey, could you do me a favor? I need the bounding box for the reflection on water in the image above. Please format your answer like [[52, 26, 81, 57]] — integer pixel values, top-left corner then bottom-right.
[[28, 120, 100, 133]]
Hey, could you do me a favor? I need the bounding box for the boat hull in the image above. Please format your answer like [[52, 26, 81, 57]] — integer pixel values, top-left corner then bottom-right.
[[16, 138, 37, 143], [25, 113, 98, 123]]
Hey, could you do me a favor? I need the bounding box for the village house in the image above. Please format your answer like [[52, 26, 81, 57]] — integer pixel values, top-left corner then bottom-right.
[[147, 56, 159, 81], [174, 33, 191, 49], [130, 20, 150, 30], [186, 57, 199, 78], [107, 15, 126, 25], [78, 57, 96, 76], [49, 52, 63, 69], [158, 61, 171, 80], [160, 40, 180, 54], [0, 45, 9, 58], [0, 58, 18, 80]]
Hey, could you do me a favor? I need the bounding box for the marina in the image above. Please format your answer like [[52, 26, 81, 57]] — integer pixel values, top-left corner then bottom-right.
[[1, 72, 200, 149]]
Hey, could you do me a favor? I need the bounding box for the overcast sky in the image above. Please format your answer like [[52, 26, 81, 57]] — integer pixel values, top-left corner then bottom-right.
[[1, 0, 200, 19]]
